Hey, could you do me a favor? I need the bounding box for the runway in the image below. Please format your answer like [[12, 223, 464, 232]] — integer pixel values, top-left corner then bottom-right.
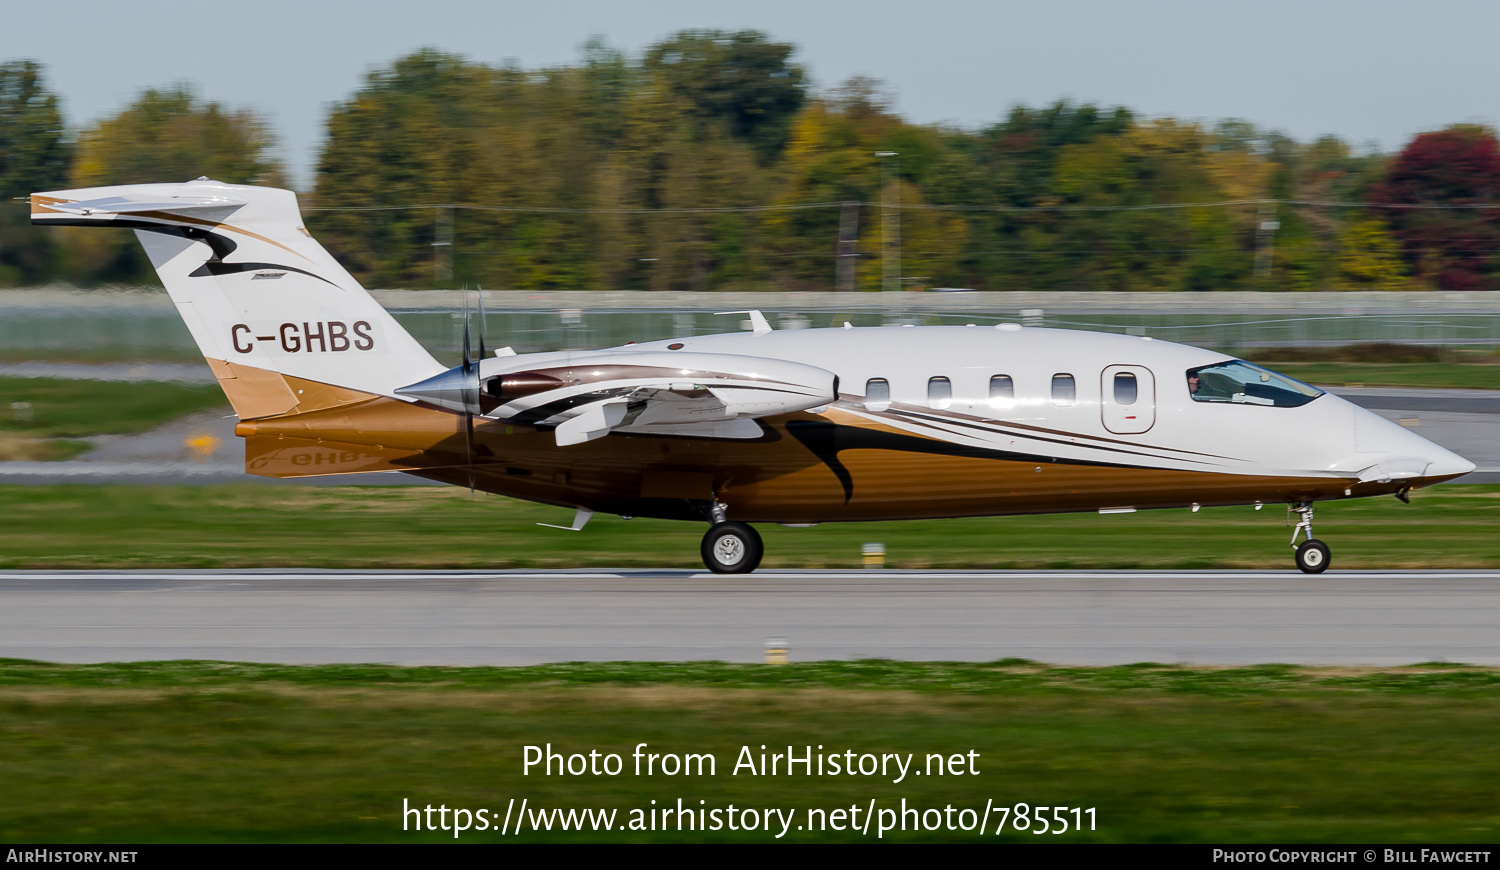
[[3, 569, 1498, 667]]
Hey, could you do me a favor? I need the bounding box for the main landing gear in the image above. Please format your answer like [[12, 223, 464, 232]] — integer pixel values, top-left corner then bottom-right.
[[700, 501, 763, 574], [1290, 501, 1330, 574]]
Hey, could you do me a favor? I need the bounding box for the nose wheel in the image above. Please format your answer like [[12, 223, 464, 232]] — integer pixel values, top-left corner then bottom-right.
[[1290, 502, 1331, 574], [701, 522, 763, 574]]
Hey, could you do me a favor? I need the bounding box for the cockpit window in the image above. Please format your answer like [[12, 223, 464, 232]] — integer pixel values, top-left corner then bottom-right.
[[1186, 360, 1323, 407]]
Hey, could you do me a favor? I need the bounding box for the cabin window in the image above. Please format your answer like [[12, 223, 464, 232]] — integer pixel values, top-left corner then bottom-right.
[[1186, 360, 1323, 407], [865, 378, 891, 412], [1051, 373, 1076, 406], [988, 375, 1014, 407], [927, 376, 953, 410], [1113, 372, 1138, 405]]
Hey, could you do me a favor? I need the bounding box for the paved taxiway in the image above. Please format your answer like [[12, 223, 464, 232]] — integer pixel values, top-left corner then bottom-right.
[[3, 569, 1498, 667]]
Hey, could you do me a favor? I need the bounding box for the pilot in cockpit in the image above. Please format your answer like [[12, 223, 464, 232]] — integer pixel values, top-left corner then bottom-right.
[[1187, 370, 1233, 401]]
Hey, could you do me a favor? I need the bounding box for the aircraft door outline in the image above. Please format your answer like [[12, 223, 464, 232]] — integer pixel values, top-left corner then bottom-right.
[[1101, 365, 1155, 434]]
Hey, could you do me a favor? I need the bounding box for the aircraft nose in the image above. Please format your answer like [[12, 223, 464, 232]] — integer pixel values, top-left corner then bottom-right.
[[1348, 404, 1475, 483], [1422, 445, 1476, 480]]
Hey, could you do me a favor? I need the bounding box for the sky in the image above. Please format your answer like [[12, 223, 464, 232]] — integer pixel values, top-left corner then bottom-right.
[[5, 0, 1499, 189]]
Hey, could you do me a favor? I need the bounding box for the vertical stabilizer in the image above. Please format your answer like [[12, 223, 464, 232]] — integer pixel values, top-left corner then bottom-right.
[[31, 179, 445, 417]]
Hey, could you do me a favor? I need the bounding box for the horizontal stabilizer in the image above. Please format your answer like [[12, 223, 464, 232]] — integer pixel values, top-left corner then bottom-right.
[[38, 195, 247, 217]]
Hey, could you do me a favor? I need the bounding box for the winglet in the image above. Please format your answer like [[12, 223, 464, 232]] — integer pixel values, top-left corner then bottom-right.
[[714, 310, 773, 335], [538, 508, 594, 531]]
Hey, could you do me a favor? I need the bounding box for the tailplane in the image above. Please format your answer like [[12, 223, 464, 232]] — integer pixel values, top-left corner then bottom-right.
[[31, 179, 444, 419]]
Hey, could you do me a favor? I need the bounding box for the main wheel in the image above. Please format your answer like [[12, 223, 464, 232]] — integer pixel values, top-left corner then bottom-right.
[[1295, 539, 1331, 574], [701, 522, 763, 574]]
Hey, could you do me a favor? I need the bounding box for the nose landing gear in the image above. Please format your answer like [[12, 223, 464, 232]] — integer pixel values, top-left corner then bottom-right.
[[1290, 501, 1330, 574]]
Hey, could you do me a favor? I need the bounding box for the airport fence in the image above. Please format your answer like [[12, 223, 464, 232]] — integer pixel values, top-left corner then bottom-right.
[[3, 288, 1499, 363]]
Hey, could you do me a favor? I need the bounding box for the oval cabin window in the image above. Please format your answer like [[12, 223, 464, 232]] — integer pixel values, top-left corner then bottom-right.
[[1051, 373, 1076, 406], [989, 375, 1014, 408], [927, 376, 953, 410]]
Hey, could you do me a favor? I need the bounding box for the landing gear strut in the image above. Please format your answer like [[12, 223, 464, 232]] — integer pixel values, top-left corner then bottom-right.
[[1290, 501, 1330, 574]]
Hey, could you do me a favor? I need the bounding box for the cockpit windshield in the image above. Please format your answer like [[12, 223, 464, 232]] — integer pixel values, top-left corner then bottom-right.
[[1186, 360, 1323, 407]]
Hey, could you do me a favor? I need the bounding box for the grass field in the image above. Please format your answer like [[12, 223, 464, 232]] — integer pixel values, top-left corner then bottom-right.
[[0, 347, 206, 364], [1, 659, 1497, 843], [0, 377, 229, 460], [0, 435, 91, 462], [1267, 362, 1500, 390], [0, 482, 1496, 569], [0, 378, 228, 438]]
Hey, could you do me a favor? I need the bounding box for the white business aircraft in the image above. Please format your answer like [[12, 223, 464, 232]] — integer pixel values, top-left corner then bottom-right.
[[30, 179, 1475, 573]]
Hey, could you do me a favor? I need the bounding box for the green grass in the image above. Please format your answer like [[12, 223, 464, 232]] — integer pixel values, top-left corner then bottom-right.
[[1, 659, 1498, 842], [0, 377, 228, 437], [0, 347, 206, 364], [0, 436, 91, 461], [6, 658, 1499, 695], [0, 377, 228, 460], [0, 483, 1496, 569], [1267, 362, 1500, 390]]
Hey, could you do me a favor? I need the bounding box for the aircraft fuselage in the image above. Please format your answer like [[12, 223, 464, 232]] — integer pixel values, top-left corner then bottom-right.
[[237, 324, 1471, 524]]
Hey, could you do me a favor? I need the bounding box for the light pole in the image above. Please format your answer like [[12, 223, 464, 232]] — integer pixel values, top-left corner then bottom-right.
[[876, 151, 899, 292], [836, 201, 860, 293], [1254, 199, 1279, 281], [433, 205, 453, 288]]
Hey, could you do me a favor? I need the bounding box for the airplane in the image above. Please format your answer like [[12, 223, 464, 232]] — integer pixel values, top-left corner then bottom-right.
[[29, 179, 1476, 574]]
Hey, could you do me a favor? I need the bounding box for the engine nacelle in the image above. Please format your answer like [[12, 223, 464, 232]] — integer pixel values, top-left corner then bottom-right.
[[489, 350, 838, 424]]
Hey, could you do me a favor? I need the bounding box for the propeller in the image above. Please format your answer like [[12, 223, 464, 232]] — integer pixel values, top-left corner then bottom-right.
[[476, 286, 487, 383], [393, 286, 492, 492], [458, 294, 474, 492], [461, 286, 489, 494]]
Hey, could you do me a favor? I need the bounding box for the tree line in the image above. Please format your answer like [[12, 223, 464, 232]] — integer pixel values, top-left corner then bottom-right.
[[3, 32, 1500, 292]]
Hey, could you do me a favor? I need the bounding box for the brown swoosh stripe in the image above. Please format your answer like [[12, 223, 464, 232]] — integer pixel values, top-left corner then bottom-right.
[[881, 407, 1225, 468], [842, 397, 1238, 461]]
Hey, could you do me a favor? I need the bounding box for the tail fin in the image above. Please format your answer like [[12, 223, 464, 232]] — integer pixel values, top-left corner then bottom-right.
[[31, 178, 444, 419]]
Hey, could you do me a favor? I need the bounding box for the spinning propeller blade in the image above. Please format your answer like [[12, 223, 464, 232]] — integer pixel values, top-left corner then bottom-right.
[[476, 286, 486, 377], [458, 287, 490, 495], [461, 293, 476, 493]]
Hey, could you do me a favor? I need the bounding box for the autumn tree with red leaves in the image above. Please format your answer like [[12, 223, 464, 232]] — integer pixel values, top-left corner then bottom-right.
[[1371, 126, 1500, 291]]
